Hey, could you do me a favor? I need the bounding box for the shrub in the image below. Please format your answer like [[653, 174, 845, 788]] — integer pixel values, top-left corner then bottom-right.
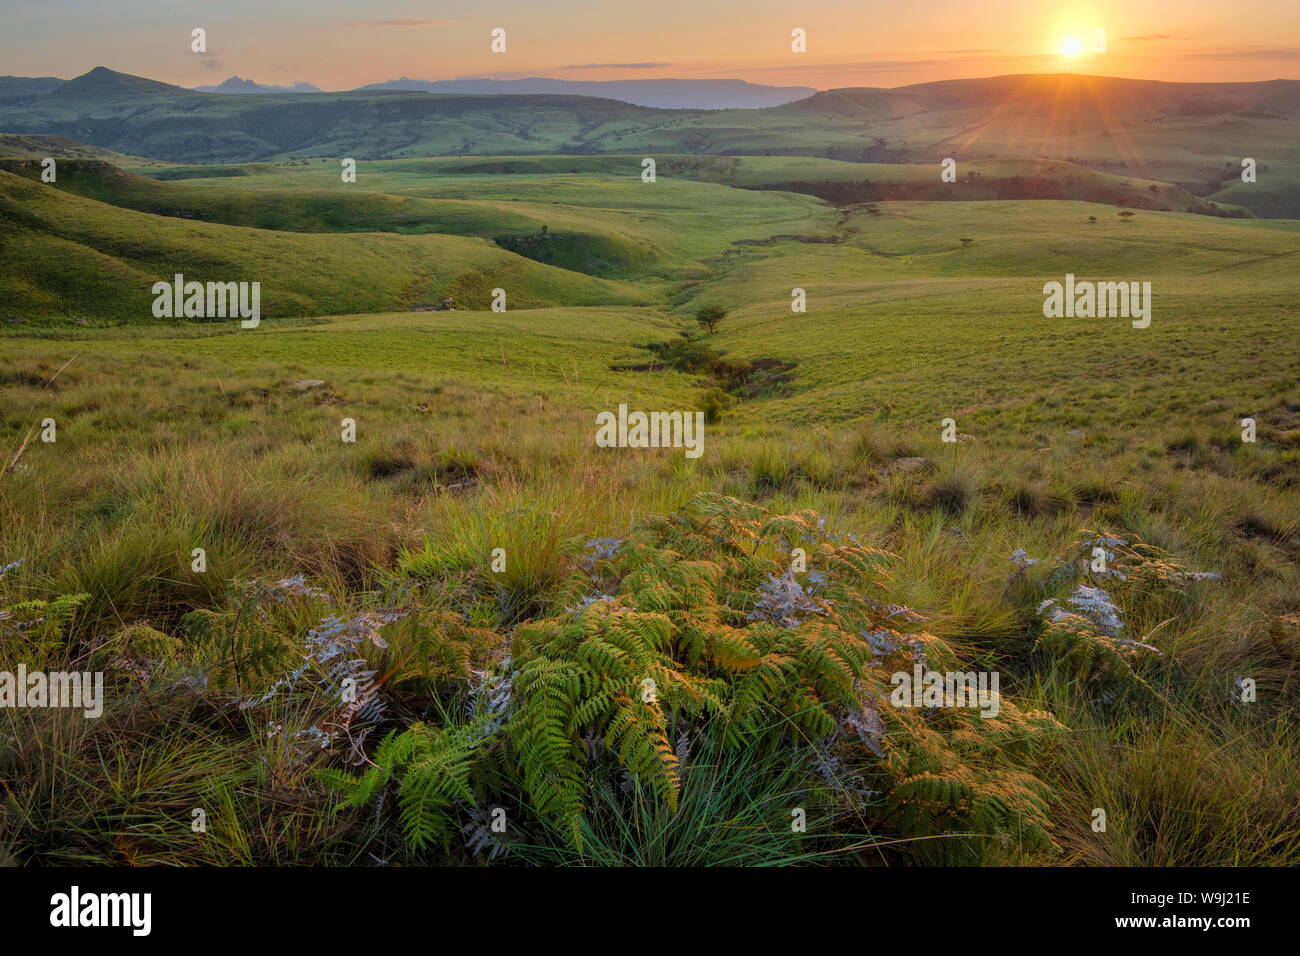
[[324, 494, 1064, 860], [927, 470, 977, 516]]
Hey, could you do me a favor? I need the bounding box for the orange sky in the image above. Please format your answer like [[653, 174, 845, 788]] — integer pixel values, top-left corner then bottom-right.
[[4, 0, 1298, 90]]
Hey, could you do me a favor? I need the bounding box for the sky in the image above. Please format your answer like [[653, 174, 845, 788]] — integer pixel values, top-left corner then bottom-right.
[[2, 0, 1298, 90]]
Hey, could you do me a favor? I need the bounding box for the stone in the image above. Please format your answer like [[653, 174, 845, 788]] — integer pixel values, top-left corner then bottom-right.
[[890, 456, 932, 473]]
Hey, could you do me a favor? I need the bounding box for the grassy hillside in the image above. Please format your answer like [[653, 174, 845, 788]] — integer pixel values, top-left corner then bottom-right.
[[1209, 159, 1300, 218], [0, 156, 836, 280], [121, 153, 1248, 215], [2, 69, 1297, 214], [657, 155, 1249, 215], [2, 123, 1298, 869], [3, 196, 1298, 865], [0, 76, 65, 105], [0, 132, 169, 168], [680, 200, 1300, 423], [0, 169, 647, 324], [0, 68, 671, 163]]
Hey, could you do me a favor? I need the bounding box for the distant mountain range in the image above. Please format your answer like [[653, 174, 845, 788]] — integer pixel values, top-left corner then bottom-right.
[[0, 76, 65, 105], [352, 77, 816, 109], [1, 67, 1297, 215], [193, 76, 323, 94], [0, 72, 814, 109]]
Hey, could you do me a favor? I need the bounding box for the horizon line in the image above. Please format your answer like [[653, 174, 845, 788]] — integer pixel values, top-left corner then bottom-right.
[[38, 65, 1300, 96]]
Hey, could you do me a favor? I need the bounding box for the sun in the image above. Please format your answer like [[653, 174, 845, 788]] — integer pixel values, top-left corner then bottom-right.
[[1060, 36, 1084, 57]]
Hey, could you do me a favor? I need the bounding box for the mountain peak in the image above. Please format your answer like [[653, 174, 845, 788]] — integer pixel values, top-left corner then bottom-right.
[[194, 75, 324, 94], [53, 67, 189, 99]]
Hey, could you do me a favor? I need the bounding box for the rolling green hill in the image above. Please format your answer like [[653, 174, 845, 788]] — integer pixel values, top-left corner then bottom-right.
[[0, 168, 647, 325], [686, 200, 1300, 422], [4, 153, 1292, 329], [0, 150, 1252, 305], [0, 67, 670, 164], [1208, 159, 1300, 218], [0, 156, 836, 280], [2, 68, 1296, 214], [0, 132, 172, 168]]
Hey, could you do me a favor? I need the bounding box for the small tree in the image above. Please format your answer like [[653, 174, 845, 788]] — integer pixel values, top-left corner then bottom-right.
[[1118, 210, 1136, 221], [695, 305, 727, 335], [959, 238, 974, 248]]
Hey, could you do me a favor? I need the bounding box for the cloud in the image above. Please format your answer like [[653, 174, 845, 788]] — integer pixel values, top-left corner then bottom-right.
[[727, 58, 982, 76], [202, 59, 223, 70], [1183, 47, 1300, 60], [1122, 34, 1171, 42], [355, 18, 456, 28], [561, 62, 671, 70]]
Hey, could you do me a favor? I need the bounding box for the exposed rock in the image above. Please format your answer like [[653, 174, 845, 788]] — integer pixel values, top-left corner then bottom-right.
[[890, 456, 933, 474], [424, 296, 456, 312], [287, 379, 324, 391]]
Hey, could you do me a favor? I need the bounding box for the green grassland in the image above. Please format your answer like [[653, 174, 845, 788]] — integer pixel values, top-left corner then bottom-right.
[[4, 69, 1298, 217], [685, 202, 1298, 428], [0, 132, 172, 169], [0, 146, 1267, 329], [1, 152, 1299, 866], [0, 156, 837, 281], [0, 168, 652, 323], [117, 153, 1250, 215], [1209, 158, 1300, 218]]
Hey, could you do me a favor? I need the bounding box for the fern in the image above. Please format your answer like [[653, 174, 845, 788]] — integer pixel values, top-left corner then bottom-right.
[[1034, 612, 1164, 705], [321, 493, 1068, 859], [0, 591, 89, 660], [320, 722, 477, 852], [499, 493, 1064, 854], [1026, 528, 1213, 707]]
